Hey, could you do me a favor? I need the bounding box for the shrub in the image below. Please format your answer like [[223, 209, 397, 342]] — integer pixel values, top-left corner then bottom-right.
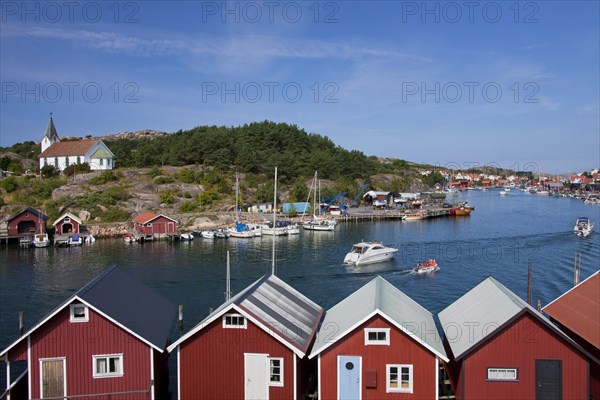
[[89, 170, 122, 185], [0, 176, 18, 193], [63, 163, 91, 176], [155, 176, 175, 185], [98, 206, 130, 222], [160, 192, 175, 204], [147, 166, 163, 178], [41, 165, 58, 178], [179, 201, 197, 212]]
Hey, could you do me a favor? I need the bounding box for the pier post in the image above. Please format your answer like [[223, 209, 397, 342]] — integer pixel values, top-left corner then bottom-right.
[[18, 311, 24, 336], [178, 305, 183, 332]]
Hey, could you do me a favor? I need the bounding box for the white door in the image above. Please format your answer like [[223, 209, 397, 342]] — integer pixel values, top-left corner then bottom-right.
[[244, 353, 269, 400]]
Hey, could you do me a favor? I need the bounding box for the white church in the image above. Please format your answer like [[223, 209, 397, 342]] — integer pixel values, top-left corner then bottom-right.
[[39, 114, 115, 172]]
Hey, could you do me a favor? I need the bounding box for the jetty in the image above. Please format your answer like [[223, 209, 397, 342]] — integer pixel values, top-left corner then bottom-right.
[[339, 207, 451, 223]]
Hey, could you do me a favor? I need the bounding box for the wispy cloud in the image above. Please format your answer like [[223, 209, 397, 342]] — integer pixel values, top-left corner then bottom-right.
[[2, 24, 428, 62]]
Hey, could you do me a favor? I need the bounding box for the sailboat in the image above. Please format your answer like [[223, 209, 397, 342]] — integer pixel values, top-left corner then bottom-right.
[[227, 173, 254, 238], [33, 214, 50, 248], [302, 172, 337, 231]]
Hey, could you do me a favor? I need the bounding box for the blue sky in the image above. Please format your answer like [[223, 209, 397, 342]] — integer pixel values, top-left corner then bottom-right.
[[1, 1, 598, 174]]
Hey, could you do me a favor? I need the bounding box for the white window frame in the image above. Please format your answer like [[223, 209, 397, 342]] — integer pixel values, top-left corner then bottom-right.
[[364, 328, 390, 345], [99, 158, 104, 166], [487, 368, 518, 381], [222, 313, 247, 329], [69, 304, 89, 322], [269, 357, 284, 387], [93, 354, 124, 378], [387, 364, 413, 393]]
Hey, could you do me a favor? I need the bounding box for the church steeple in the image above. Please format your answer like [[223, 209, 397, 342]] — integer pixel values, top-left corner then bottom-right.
[[41, 113, 60, 153]]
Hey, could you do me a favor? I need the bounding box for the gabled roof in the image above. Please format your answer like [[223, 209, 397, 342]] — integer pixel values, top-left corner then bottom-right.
[[543, 271, 600, 349], [0, 265, 177, 357], [438, 276, 599, 362], [309, 276, 448, 361], [168, 274, 323, 357], [45, 115, 59, 141], [7, 207, 48, 223], [133, 211, 178, 224], [39, 139, 98, 157], [52, 212, 82, 227]]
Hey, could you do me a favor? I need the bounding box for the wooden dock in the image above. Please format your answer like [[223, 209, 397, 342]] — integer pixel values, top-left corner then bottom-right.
[[339, 207, 451, 223]]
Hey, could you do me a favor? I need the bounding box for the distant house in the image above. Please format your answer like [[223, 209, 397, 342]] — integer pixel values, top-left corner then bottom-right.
[[38, 114, 114, 172], [133, 211, 178, 237], [0, 265, 177, 400], [439, 276, 595, 400], [363, 191, 389, 207], [543, 271, 600, 400], [52, 212, 82, 235], [167, 274, 323, 400], [6, 207, 48, 237], [309, 276, 448, 399]]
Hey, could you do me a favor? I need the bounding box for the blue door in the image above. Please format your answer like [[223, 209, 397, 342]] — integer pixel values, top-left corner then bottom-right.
[[339, 355, 361, 400]]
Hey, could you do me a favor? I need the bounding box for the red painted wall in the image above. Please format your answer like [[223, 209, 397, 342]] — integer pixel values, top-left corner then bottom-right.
[[178, 313, 297, 400], [134, 217, 176, 235], [12, 301, 156, 400], [318, 314, 438, 399], [8, 212, 45, 236], [454, 313, 588, 400], [55, 218, 80, 234]]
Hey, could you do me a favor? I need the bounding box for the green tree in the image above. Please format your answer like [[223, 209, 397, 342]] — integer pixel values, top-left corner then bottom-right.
[[290, 178, 309, 202]]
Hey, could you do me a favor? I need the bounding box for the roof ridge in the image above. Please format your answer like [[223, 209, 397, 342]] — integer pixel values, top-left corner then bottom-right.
[[77, 264, 118, 297]]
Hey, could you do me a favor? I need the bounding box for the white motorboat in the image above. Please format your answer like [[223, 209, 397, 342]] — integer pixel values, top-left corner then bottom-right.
[[343, 242, 398, 266], [214, 229, 230, 239], [68, 234, 83, 246], [574, 217, 594, 237], [33, 233, 50, 248], [123, 233, 137, 243], [499, 190, 508, 196], [201, 230, 215, 239], [413, 259, 439, 274], [302, 218, 336, 231], [180, 232, 194, 241], [228, 222, 254, 238]]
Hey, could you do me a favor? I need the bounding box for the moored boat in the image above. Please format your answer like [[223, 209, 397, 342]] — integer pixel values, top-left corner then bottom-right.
[[228, 222, 254, 238], [413, 259, 439, 274], [574, 217, 594, 237], [68, 233, 83, 246], [123, 233, 137, 243], [201, 230, 215, 239], [180, 232, 194, 241], [33, 233, 50, 248], [343, 241, 398, 266]]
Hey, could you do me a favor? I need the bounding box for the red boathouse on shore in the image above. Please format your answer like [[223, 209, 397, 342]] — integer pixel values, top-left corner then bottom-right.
[[52, 212, 82, 235], [0, 265, 177, 400], [439, 276, 596, 400], [168, 273, 323, 400], [133, 211, 177, 237], [543, 270, 600, 400], [6, 207, 48, 237], [309, 276, 448, 399]]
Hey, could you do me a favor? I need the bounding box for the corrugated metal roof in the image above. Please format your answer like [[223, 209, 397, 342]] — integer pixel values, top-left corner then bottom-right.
[[309, 276, 447, 361], [438, 276, 599, 362], [168, 274, 323, 357], [0, 266, 177, 357], [39, 139, 97, 157], [77, 266, 177, 350], [543, 271, 600, 349]]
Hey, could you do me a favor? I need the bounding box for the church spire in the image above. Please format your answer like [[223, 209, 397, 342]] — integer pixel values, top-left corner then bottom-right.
[[45, 112, 59, 141]]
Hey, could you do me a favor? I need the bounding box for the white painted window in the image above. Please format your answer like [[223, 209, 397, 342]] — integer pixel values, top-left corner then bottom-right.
[[269, 357, 284, 386], [364, 328, 390, 345], [223, 313, 247, 329], [93, 354, 123, 378], [100, 158, 104, 166], [387, 364, 413, 393], [487, 368, 518, 381], [69, 304, 89, 322]]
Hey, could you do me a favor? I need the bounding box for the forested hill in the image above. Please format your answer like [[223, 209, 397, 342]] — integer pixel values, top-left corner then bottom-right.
[[106, 121, 381, 182]]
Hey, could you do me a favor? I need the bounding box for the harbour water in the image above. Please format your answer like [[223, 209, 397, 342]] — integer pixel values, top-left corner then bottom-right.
[[1, 190, 598, 352]]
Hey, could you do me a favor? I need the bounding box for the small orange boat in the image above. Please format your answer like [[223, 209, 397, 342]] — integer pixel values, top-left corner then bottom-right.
[[414, 259, 439, 274]]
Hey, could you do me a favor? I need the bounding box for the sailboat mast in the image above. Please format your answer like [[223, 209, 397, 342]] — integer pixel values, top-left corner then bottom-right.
[[313, 171, 317, 216], [235, 173, 239, 219], [225, 251, 231, 301], [272, 167, 277, 275]]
